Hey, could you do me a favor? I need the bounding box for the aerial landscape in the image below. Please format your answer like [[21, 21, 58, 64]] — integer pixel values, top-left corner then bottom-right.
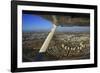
[[22, 11, 90, 62]]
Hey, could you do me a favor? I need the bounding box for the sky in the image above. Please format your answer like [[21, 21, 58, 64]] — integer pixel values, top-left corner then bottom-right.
[[22, 14, 53, 32], [22, 14, 90, 32]]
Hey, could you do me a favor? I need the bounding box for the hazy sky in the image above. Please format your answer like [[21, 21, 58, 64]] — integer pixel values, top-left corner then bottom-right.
[[22, 14, 90, 32]]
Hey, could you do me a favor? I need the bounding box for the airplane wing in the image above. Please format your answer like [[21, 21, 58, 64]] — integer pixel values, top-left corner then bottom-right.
[[40, 14, 90, 26]]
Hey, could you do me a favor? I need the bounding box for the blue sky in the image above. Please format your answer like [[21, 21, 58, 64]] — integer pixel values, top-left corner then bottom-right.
[[22, 14, 53, 31], [22, 14, 90, 32]]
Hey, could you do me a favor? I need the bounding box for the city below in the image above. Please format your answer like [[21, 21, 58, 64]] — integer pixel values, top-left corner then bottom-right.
[[22, 31, 90, 62]]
